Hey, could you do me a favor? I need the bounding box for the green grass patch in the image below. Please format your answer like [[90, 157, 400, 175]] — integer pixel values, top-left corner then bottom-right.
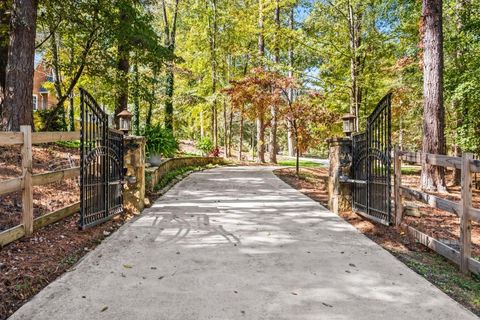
[[397, 251, 480, 311], [278, 159, 323, 168], [178, 152, 202, 157], [401, 165, 421, 175], [55, 140, 81, 149], [154, 164, 219, 191]]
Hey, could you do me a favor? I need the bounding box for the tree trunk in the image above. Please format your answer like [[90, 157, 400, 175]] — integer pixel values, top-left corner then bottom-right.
[[287, 5, 295, 156], [115, 44, 129, 126], [296, 139, 300, 176], [133, 60, 140, 135], [3, 0, 38, 131], [348, 4, 362, 132], [269, 107, 278, 163], [238, 114, 243, 161], [251, 121, 255, 160], [223, 99, 228, 158], [114, 5, 130, 127], [69, 94, 75, 131], [452, 143, 462, 185], [146, 68, 156, 130], [68, 46, 75, 131], [200, 109, 204, 138], [164, 65, 174, 131], [0, 2, 10, 115], [451, 0, 468, 186], [228, 109, 233, 157], [287, 121, 295, 156], [269, 0, 280, 164], [256, 115, 265, 163], [209, 0, 218, 147], [258, 0, 264, 59], [420, 0, 446, 192], [161, 0, 180, 132], [255, 0, 266, 163]]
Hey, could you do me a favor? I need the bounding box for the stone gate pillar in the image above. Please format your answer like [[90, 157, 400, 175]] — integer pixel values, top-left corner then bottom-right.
[[327, 137, 352, 214], [123, 135, 146, 214]]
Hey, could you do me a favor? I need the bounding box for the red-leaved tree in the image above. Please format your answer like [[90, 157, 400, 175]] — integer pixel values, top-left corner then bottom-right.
[[224, 68, 286, 163], [282, 91, 337, 175]]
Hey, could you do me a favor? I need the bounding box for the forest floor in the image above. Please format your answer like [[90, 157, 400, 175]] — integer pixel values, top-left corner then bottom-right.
[[274, 167, 480, 316]]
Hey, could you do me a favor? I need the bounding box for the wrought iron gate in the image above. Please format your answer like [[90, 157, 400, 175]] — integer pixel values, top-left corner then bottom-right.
[[352, 93, 392, 225], [79, 88, 124, 229]]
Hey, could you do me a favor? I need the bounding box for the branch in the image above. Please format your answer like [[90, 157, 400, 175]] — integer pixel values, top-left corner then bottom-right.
[[42, 27, 98, 130], [35, 19, 62, 49]]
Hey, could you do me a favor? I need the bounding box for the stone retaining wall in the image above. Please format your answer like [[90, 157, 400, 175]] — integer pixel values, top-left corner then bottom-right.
[[145, 157, 226, 191]]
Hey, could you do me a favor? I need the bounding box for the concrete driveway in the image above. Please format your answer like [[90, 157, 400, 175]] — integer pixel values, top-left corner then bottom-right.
[[9, 166, 477, 320]]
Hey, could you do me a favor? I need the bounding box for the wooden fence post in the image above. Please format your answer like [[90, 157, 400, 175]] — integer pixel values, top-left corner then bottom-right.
[[20, 125, 33, 236], [394, 146, 403, 226], [460, 152, 473, 274]]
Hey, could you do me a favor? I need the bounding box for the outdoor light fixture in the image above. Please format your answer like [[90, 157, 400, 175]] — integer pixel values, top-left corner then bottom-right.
[[342, 113, 356, 137], [117, 109, 133, 135]]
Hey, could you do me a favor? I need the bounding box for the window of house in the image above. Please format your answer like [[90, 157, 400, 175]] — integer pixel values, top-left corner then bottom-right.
[[33, 95, 38, 111], [41, 93, 48, 109], [46, 71, 54, 82]]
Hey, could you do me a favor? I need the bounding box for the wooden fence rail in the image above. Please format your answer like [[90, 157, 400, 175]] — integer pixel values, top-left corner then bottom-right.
[[0, 125, 81, 247], [394, 147, 480, 274]]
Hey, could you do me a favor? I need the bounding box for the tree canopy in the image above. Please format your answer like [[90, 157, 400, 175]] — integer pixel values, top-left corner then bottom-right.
[[1, 0, 480, 176]]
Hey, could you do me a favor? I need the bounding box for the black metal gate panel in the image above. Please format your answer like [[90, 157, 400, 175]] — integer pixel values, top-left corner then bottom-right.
[[79, 88, 124, 229], [352, 132, 368, 213], [352, 93, 392, 225]]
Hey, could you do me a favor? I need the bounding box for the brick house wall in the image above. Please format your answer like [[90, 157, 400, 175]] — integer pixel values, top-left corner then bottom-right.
[[32, 57, 57, 111]]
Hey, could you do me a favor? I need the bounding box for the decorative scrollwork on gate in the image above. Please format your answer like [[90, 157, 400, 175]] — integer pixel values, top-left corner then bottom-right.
[[79, 88, 124, 229], [352, 93, 392, 225]]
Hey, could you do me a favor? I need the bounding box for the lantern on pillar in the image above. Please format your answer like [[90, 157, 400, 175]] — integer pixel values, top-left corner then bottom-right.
[[117, 110, 132, 135], [342, 113, 356, 137]]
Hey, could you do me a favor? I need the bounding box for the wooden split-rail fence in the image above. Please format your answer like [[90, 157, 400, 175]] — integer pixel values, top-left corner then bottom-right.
[[394, 147, 480, 274], [0, 125, 81, 247]]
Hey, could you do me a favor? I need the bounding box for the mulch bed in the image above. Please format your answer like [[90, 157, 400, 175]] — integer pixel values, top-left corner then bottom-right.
[[0, 145, 80, 231], [401, 171, 480, 258], [0, 144, 131, 319]]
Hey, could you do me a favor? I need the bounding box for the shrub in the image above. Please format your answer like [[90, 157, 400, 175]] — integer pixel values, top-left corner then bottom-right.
[[143, 124, 178, 158], [36, 108, 67, 132], [197, 137, 214, 156]]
